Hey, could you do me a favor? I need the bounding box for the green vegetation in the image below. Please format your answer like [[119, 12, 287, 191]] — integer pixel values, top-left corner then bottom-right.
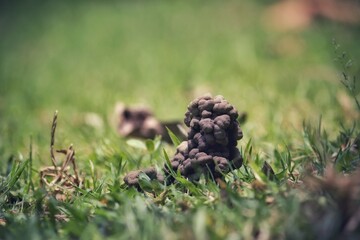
[[0, 1, 359, 239]]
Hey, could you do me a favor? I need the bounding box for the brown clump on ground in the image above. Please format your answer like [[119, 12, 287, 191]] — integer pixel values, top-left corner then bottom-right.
[[123, 167, 165, 187], [124, 94, 243, 188], [303, 167, 360, 238], [264, 0, 360, 31], [115, 103, 185, 143]]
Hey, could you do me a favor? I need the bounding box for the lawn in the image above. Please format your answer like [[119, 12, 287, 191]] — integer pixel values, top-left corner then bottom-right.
[[1, 1, 360, 239]]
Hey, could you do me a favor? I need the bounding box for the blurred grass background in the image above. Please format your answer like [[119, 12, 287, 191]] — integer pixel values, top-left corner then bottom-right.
[[0, 0, 359, 166]]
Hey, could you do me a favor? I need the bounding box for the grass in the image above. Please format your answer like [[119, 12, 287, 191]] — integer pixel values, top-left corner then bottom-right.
[[1, 0, 360, 239]]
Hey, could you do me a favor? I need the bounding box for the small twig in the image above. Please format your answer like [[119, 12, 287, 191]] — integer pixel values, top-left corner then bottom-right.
[[43, 111, 82, 192], [60, 145, 75, 173], [67, 146, 80, 185], [51, 145, 77, 185], [50, 111, 59, 170], [27, 136, 34, 193], [71, 153, 80, 185], [56, 149, 68, 155]]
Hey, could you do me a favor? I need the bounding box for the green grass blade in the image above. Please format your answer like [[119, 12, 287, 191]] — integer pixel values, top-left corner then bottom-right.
[[166, 127, 181, 146]]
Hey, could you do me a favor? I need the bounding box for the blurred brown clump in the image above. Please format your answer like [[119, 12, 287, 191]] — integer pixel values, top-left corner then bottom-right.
[[303, 167, 360, 238], [115, 102, 185, 144], [264, 0, 360, 31]]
